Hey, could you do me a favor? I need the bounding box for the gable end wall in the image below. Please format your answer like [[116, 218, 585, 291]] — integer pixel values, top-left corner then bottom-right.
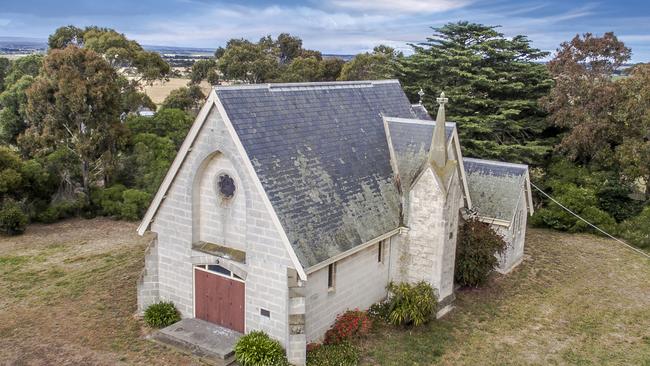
[[143, 105, 294, 347]]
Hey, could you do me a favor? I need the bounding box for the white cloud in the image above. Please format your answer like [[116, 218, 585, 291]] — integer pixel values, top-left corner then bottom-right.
[[328, 0, 471, 14]]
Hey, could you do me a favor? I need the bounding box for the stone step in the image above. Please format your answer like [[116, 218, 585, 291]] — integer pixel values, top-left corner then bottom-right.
[[151, 318, 242, 366]]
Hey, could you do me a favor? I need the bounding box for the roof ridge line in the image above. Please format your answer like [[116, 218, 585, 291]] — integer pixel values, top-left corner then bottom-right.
[[384, 116, 456, 127], [463, 157, 528, 169], [213, 79, 400, 91]]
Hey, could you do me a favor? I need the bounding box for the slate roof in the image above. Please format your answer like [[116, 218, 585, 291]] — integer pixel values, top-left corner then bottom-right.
[[463, 158, 528, 222], [385, 118, 455, 190], [410, 104, 432, 120], [215, 80, 424, 268]]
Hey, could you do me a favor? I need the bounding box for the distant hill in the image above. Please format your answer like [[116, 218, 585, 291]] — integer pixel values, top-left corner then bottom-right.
[[0, 37, 47, 55]]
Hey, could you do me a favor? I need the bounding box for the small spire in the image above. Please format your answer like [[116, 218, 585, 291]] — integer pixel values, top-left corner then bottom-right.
[[427, 91, 457, 193], [417, 88, 425, 105]]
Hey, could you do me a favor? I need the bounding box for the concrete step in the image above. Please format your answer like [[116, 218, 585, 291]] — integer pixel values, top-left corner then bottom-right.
[[151, 318, 242, 366]]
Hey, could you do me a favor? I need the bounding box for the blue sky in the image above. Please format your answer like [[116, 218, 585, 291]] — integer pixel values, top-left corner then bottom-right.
[[2, 0, 650, 61]]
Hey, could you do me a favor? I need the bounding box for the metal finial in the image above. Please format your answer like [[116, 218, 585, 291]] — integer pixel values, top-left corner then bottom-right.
[[417, 88, 425, 105]]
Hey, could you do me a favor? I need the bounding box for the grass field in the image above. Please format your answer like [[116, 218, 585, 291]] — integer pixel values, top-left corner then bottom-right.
[[0, 219, 649, 365], [141, 78, 211, 105]]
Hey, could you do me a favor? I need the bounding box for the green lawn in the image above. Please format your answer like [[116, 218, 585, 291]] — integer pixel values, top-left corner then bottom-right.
[[0, 219, 648, 365]]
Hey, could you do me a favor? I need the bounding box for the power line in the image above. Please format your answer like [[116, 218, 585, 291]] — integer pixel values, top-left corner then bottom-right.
[[530, 182, 650, 260]]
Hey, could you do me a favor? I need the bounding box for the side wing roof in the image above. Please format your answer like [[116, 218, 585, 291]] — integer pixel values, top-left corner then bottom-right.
[[463, 157, 534, 225]]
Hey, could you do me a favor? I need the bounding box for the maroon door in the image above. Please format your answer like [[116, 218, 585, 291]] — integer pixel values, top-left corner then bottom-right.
[[194, 268, 245, 333]]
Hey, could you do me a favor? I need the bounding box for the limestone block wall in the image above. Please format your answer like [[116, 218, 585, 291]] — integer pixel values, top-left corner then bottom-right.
[[396, 165, 463, 305], [142, 105, 295, 348], [400, 168, 445, 287], [196, 154, 247, 252], [287, 268, 306, 365], [304, 238, 392, 343], [438, 169, 463, 302], [137, 234, 159, 313], [495, 191, 528, 274]]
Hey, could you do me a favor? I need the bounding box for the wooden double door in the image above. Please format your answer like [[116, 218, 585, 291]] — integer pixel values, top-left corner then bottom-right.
[[194, 266, 245, 333]]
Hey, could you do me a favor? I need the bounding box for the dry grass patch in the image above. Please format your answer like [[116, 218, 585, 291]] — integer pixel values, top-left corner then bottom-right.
[[360, 228, 650, 365], [1, 220, 648, 365], [0, 218, 198, 365], [140, 78, 211, 105]]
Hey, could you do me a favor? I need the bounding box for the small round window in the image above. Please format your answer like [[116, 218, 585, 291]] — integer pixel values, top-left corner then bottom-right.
[[217, 174, 236, 199]]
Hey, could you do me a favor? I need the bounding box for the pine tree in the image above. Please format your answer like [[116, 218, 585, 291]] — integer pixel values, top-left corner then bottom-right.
[[399, 22, 554, 165]]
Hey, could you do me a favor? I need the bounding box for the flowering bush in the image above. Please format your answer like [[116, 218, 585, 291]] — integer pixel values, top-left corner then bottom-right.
[[323, 309, 372, 345]]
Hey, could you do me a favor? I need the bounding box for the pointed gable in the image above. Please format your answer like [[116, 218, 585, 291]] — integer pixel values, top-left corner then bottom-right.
[[214, 80, 421, 268], [384, 117, 455, 191]]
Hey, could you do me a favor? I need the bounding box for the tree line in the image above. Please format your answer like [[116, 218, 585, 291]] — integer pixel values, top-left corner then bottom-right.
[[0, 22, 647, 251]]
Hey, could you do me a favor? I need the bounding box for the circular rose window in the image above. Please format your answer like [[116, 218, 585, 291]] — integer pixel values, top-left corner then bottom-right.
[[217, 174, 235, 199]]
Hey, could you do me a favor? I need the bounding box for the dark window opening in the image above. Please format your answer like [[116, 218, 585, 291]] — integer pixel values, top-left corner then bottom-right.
[[327, 263, 336, 290], [260, 308, 271, 318], [218, 174, 236, 199], [207, 264, 231, 276], [378, 241, 383, 263]]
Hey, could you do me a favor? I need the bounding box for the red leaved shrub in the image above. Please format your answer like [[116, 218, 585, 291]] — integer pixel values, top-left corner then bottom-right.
[[306, 342, 321, 352], [323, 309, 372, 345]]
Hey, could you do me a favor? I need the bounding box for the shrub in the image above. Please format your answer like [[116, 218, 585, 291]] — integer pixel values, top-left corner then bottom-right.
[[0, 200, 28, 235], [455, 218, 508, 287], [234, 330, 289, 366], [92, 184, 127, 217], [36, 196, 85, 223], [119, 189, 151, 220], [618, 206, 650, 250], [386, 281, 436, 326], [531, 159, 620, 234], [20, 159, 56, 201], [143, 301, 181, 328], [367, 300, 391, 322], [92, 186, 151, 220], [323, 309, 372, 345], [597, 182, 644, 222], [306, 342, 359, 366], [0, 168, 22, 194]]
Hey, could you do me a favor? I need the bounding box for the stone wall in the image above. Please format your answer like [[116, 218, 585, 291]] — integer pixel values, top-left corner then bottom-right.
[[304, 238, 393, 343], [396, 160, 463, 306], [438, 169, 463, 302], [495, 191, 528, 274], [140, 104, 295, 348], [137, 234, 159, 313], [196, 154, 247, 252]]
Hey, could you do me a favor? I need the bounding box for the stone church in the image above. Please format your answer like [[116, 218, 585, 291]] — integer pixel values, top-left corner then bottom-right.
[[136, 80, 533, 365]]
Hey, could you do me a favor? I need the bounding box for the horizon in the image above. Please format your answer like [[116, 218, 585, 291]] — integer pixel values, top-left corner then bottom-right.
[[1, 0, 650, 62]]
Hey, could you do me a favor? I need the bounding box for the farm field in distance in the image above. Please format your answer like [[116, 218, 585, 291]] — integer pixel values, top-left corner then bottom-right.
[[0, 218, 649, 365], [140, 77, 212, 106]]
